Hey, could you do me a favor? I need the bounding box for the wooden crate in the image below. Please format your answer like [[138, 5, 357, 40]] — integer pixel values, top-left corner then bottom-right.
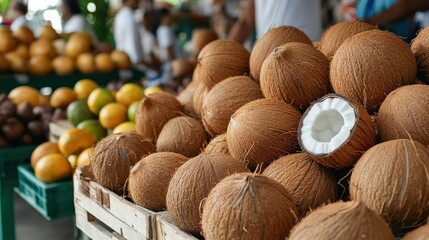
[[154, 212, 199, 240], [49, 120, 74, 142], [74, 166, 155, 240]]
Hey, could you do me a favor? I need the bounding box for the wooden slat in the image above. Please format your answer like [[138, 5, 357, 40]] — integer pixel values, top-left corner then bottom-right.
[[155, 212, 198, 240]]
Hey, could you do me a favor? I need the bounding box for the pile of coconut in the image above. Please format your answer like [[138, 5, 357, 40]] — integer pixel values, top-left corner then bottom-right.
[[87, 21, 429, 239]]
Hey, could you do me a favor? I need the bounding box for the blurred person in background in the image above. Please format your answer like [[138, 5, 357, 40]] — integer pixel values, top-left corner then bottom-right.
[[10, 1, 29, 31], [153, 8, 178, 62], [61, 0, 97, 42]]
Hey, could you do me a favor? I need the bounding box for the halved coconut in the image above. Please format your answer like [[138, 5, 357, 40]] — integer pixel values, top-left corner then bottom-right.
[[298, 94, 375, 168]]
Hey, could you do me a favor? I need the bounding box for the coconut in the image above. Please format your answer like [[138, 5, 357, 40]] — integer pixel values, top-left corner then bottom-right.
[[202, 76, 263, 136], [166, 153, 248, 235], [91, 131, 156, 194], [5, 52, 27, 73], [403, 222, 429, 240], [110, 50, 131, 70], [203, 134, 229, 155], [177, 80, 198, 116], [319, 21, 377, 60], [128, 152, 188, 211], [171, 58, 194, 78], [202, 172, 298, 240], [0, 54, 8, 72], [95, 53, 115, 72], [38, 25, 59, 41], [29, 39, 57, 59], [227, 99, 301, 169], [196, 40, 250, 89], [191, 29, 218, 53], [260, 42, 330, 111], [298, 94, 375, 168], [156, 116, 209, 158], [13, 26, 35, 45], [289, 201, 394, 240], [250, 26, 312, 82], [0, 31, 18, 53], [28, 56, 52, 75], [135, 91, 184, 142], [263, 153, 337, 216], [76, 53, 96, 74], [191, 80, 209, 118], [377, 84, 429, 145], [411, 25, 429, 82], [350, 139, 429, 232], [52, 56, 75, 75], [330, 29, 417, 112]]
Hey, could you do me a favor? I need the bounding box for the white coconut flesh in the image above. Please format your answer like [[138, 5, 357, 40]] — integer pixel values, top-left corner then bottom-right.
[[300, 97, 356, 155]]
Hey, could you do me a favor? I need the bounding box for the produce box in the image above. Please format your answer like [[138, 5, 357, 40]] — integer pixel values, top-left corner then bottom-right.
[[14, 164, 74, 221], [0, 144, 38, 180], [154, 212, 199, 240], [74, 166, 155, 240], [48, 120, 74, 142]]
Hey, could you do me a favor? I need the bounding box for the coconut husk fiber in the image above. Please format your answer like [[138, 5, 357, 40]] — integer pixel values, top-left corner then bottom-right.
[[260, 42, 330, 111], [166, 153, 248, 235], [177, 80, 198, 117], [203, 133, 229, 155], [201, 173, 298, 240], [350, 139, 429, 233], [403, 222, 429, 240], [330, 29, 416, 113], [250, 26, 312, 82], [192, 80, 209, 119], [411, 25, 429, 82], [289, 201, 394, 240], [263, 153, 338, 217], [202, 76, 263, 136]]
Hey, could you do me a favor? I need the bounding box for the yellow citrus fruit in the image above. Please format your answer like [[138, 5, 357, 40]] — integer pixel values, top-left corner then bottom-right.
[[58, 128, 95, 156], [99, 102, 127, 129], [113, 121, 136, 134], [8, 86, 40, 107], [87, 88, 115, 115], [77, 147, 92, 167], [115, 83, 145, 107], [31, 141, 61, 170], [50, 87, 77, 109], [144, 86, 162, 96], [34, 153, 72, 184], [74, 79, 98, 99], [68, 154, 78, 170]]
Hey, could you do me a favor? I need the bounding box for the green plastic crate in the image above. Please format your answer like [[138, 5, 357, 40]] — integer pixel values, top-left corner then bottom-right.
[[14, 164, 74, 221], [0, 144, 38, 180]]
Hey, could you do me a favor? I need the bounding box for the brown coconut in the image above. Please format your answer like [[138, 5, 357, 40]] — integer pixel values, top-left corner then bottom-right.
[[171, 58, 194, 78], [29, 39, 57, 59], [13, 26, 35, 45], [263, 153, 337, 216], [91, 131, 156, 194], [227, 99, 301, 169], [191, 29, 218, 53], [166, 153, 248, 235], [28, 56, 52, 75], [177, 80, 198, 116], [260, 42, 330, 111], [202, 76, 263, 136], [203, 134, 229, 155], [411, 25, 429, 82], [196, 39, 250, 89], [289, 201, 394, 240], [156, 116, 208, 158], [319, 21, 377, 60], [377, 84, 429, 146], [250, 26, 312, 82], [135, 91, 184, 142], [403, 222, 429, 240], [52, 56, 75, 75], [298, 94, 375, 168], [202, 172, 298, 240], [128, 152, 188, 211], [192, 80, 209, 118], [330, 29, 416, 113], [350, 139, 429, 232]]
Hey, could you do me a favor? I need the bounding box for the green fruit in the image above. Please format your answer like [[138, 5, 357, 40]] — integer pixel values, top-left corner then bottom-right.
[[67, 100, 96, 126], [127, 101, 139, 122], [77, 119, 107, 142]]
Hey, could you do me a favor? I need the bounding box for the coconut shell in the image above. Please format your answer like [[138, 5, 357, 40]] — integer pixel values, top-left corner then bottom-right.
[[135, 92, 184, 142], [91, 131, 155, 194], [192, 80, 209, 119], [250, 26, 312, 82], [177, 80, 198, 116], [201, 172, 298, 240], [330, 29, 417, 113], [128, 152, 188, 211], [403, 222, 429, 240], [202, 76, 263, 136], [260, 42, 330, 111], [350, 139, 429, 232], [377, 84, 429, 146], [166, 153, 248, 235], [227, 99, 301, 169], [191, 29, 218, 53], [196, 40, 250, 89], [203, 134, 229, 155], [411, 25, 429, 82], [319, 21, 377, 60], [298, 94, 376, 169], [289, 201, 394, 240], [263, 153, 338, 216], [156, 116, 209, 158]]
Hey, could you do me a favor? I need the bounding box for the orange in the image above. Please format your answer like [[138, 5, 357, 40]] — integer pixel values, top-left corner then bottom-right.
[[77, 147, 92, 167], [87, 88, 115, 115], [115, 83, 145, 107], [144, 86, 162, 96], [8, 86, 40, 107], [50, 87, 77, 109], [58, 128, 95, 156], [34, 153, 72, 184], [68, 154, 78, 170], [30, 141, 60, 169], [99, 102, 127, 129], [113, 121, 136, 134], [74, 79, 98, 99]]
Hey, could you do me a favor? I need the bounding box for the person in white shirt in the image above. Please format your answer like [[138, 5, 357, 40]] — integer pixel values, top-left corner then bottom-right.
[[154, 8, 177, 62], [10, 2, 29, 31], [61, 0, 97, 42]]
